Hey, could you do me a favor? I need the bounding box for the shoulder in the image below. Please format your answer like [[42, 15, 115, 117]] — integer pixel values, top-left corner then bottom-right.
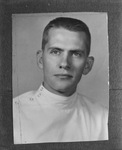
[[76, 93, 108, 140], [13, 91, 37, 143], [77, 93, 108, 118], [13, 90, 37, 106], [13, 90, 39, 122]]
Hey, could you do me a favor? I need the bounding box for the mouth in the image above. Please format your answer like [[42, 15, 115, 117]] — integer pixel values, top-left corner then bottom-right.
[[54, 74, 73, 79]]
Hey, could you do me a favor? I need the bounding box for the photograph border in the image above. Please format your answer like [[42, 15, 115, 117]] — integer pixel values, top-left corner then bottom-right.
[[0, 0, 122, 150]]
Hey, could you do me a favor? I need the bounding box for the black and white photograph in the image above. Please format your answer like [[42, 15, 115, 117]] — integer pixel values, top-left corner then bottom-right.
[[12, 12, 109, 144]]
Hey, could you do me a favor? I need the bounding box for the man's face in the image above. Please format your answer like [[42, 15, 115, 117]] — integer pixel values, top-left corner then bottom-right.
[[40, 28, 91, 96]]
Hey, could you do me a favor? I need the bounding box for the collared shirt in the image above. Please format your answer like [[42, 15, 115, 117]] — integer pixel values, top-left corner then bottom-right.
[[13, 84, 108, 144]]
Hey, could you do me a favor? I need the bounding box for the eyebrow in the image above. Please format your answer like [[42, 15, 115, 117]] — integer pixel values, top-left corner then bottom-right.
[[48, 47, 85, 52], [70, 49, 85, 53], [48, 47, 63, 51]]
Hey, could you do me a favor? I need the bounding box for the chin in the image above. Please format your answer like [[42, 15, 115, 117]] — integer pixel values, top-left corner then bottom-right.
[[55, 82, 71, 88], [53, 83, 76, 94]]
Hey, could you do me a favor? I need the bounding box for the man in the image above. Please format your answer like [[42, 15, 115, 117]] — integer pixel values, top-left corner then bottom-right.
[[13, 17, 108, 144]]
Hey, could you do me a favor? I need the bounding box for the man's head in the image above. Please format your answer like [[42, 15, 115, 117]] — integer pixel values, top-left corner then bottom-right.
[[42, 17, 91, 56], [37, 17, 94, 96]]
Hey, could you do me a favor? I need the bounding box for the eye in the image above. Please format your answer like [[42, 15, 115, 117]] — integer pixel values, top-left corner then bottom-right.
[[72, 51, 83, 58], [50, 49, 61, 55]]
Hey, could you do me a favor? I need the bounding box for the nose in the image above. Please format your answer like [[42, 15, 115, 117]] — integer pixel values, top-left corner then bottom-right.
[[59, 53, 71, 70]]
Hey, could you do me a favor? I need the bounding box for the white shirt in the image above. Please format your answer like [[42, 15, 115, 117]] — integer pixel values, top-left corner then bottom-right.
[[13, 84, 108, 144]]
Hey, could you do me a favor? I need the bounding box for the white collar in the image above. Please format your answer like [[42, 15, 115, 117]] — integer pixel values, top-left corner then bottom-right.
[[35, 84, 78, 109]]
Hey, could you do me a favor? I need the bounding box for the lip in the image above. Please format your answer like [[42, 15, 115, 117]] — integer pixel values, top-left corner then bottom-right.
[[54, 74, 73, 79]]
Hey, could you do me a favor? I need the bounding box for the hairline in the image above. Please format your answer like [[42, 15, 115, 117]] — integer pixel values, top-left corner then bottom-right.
[[42, 19, 91, 56]]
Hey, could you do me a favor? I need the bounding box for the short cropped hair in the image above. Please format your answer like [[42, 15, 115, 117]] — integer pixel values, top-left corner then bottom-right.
[[42, 17, 91, 56]]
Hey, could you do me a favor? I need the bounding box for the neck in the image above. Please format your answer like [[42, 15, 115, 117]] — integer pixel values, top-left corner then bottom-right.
[[43, 82, 76, 97]]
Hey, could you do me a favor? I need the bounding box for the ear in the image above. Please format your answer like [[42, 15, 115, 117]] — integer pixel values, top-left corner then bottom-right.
[[83, 56, 94, 75], [36, 50, 43, 69]]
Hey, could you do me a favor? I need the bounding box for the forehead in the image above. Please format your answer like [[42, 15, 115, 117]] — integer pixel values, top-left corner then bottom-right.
[[48, 27, 87, 38], [47, 28, 89, 47]]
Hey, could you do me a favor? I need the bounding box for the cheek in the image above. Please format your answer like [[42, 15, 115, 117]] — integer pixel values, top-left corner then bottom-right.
[[73, 61, 86, 83], [43, 56, 57, 73], [72, 59, 86, 72]]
